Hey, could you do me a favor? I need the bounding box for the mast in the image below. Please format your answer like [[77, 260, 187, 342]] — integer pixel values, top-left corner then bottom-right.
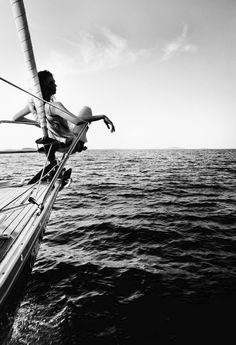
[[9, 0, 48, 138]]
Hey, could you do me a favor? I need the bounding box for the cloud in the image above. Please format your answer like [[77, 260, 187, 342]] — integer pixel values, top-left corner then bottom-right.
[[161, 24, 198, 61], [46, 28, 150, 75]]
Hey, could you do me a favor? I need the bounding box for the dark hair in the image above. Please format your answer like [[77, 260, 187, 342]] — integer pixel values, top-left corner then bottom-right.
[[38, 70, 54, 101]]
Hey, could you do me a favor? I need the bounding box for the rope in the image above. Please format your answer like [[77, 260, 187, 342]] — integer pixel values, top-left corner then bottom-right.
[[0, 184, 36, 213], [0, 202, 32, 214]]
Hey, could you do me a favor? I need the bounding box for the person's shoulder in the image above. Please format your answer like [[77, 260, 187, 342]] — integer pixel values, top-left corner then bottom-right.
[[45, 101, 62, 117]]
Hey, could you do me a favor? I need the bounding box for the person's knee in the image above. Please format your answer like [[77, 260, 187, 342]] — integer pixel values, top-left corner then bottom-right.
[[79, 106, 92, 117]]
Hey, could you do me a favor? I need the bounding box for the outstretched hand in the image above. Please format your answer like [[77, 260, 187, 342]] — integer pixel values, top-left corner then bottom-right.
[[104, 116, 115, 133]]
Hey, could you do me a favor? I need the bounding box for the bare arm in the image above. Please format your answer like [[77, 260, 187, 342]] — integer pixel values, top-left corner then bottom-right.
[[13, 104, 39, 126], [13, 104, 31, 121], [89, 115, 115, 133]]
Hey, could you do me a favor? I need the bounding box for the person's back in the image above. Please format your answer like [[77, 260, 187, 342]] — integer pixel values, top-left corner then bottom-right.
[[45, 102, 75, 143]]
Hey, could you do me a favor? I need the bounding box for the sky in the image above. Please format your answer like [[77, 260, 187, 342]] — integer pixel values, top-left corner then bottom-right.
[[0, 0, 235, 150]]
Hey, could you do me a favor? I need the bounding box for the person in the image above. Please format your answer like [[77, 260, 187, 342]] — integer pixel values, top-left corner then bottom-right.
[[13, 70, 115, 161]]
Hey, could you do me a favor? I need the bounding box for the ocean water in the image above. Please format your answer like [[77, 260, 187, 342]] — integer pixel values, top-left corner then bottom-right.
[[0, 149, 235, 345]]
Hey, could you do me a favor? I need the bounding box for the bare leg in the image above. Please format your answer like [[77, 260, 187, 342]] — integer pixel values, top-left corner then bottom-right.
[[72, 106, 92, 152], [73, 106, 92, 136]]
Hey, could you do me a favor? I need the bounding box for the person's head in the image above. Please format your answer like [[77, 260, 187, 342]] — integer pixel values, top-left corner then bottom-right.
[[38, 70, 57, 101]]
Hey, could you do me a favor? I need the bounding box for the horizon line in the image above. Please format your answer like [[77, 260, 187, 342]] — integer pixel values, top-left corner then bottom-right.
[[0, 147, 235, 154]]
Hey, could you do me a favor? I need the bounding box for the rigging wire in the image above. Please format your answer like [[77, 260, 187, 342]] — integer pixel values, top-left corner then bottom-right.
[[0, 162, 56, 213], [0, 185, 36, 213], [0, 76, 89, 125], [0, 202, 33, 214], [0, 124, 88, 213]]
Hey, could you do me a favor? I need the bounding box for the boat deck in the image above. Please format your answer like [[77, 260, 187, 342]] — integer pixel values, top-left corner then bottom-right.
[[0, 178, 62, 308], [0, 183, 49, 262]]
